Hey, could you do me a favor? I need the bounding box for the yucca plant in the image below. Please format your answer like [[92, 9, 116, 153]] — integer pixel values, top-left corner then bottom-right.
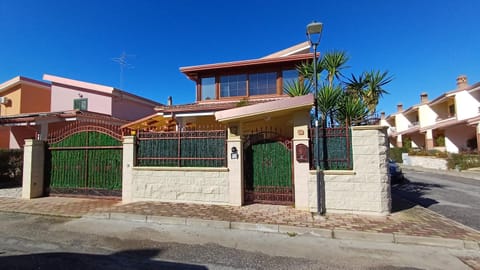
[[283, 80, 312, 97]]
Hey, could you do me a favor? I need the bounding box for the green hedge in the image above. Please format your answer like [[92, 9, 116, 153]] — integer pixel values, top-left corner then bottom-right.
[[447, 154, 480, 170], [0, 149, 23, 182], [388, 147, 407, 163]]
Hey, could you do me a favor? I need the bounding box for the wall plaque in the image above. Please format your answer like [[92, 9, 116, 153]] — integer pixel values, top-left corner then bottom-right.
[[296, 143, 309, 163]]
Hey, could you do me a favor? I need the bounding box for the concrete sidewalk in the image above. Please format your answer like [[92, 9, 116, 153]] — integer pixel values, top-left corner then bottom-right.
[[0, 195, 478, 251]]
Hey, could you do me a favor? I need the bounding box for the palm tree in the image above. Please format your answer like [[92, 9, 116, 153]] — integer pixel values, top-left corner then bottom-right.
[[363, 70, 393, 113], [344, 73, 367, 99], [283, 80, 312, 97], [336, 94, 369, 126], [316, 84, 343, 128], [320, 51, 349, 87]]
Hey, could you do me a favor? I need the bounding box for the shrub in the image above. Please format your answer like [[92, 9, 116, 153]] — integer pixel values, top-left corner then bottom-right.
[[435, 135, 445, 147], [447, 153, 480, 170], [0, 149, 23, 182], [408, 149, 448, 158], [389, 147, 407, 163]]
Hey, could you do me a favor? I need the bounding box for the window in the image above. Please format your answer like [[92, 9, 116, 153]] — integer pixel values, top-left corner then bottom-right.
[[249, 72, 277, 96], [282, 69, 298, 87], [74, 98, 88, 110], [201, 77, 216, 100], [220, 74, 246, 97], [448, 104, 455, 116]]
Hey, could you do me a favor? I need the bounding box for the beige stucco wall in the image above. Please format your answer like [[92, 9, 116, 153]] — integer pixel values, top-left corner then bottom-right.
[[307, 126, 391, 215], [130, 167, 229, 204]]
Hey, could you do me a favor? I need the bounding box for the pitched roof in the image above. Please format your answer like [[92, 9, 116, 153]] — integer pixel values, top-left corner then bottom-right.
[[43, 74, 162, 106], [261, 41, 311, 59], [0, 76, 50, 93], [0, 110, 127, 126], [215, 94, 314, 122], [179, 42, 314, 81]]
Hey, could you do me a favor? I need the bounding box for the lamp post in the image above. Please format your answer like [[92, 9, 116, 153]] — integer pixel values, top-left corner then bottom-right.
[[307, 21, 323, 214]]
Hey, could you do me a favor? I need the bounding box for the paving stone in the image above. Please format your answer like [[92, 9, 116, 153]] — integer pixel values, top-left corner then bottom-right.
[[0, 196, 478, 248]]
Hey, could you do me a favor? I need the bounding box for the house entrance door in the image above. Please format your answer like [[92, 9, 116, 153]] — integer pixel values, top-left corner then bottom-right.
[[243, 132, 294, 205]]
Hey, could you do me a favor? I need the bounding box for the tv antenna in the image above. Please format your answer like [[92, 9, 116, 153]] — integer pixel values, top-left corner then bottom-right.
[[112, 51, 135, 89]]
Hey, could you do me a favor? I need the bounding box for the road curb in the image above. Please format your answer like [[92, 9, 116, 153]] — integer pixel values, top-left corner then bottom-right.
[[333, 229, 394, 243], [3, 209, 479, 250], [231, 222, 279, 233], [393, 234, 465, 249]]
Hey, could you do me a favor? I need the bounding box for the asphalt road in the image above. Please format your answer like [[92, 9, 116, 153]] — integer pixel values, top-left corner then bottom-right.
[[393, 168, 480, 231], [0, 212, 477, 270]]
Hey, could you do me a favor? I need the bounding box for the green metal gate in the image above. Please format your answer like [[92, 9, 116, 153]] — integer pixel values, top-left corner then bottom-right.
[[244, 132, 293, 205], [45, 122, 123, 197]]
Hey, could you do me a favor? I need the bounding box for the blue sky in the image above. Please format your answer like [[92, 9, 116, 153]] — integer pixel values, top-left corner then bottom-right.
[[1, 0, 479, 115]]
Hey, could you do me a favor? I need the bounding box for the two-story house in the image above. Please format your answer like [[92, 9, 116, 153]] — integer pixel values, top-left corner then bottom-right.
[[0, 74, 162, 148], [123, 42, 313, 131], [382, 75, 480, 153]]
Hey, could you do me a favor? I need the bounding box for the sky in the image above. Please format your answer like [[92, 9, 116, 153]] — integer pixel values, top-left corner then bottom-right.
[[1, 0, 479, 115]]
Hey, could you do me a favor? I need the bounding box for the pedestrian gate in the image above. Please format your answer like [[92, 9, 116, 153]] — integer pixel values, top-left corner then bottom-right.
[[244, 132, 294, 205], [45, 122, 123, 197]]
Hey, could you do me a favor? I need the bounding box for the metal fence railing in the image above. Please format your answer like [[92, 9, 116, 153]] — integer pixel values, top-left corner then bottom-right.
[[136, 130, 227, 167], [309, 127, 353, 170]]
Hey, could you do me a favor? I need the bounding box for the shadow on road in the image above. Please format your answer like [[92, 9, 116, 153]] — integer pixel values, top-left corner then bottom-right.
[[0, 248, 208, 270], [391, 177, 441, 213]]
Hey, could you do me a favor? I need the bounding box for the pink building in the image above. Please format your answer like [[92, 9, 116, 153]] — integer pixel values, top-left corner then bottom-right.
[[0, 74, 162, 149]]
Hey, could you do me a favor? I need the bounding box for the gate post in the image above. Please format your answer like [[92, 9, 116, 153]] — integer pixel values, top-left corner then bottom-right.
[[227, 125, 243, 206], [292, 111, 312, 210], [22, 139, 45, 199], [122, 136, 136, 203]]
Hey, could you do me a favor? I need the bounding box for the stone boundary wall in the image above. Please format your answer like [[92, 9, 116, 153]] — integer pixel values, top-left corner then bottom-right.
[[130, 167, 229, 204], [403, 155, 448, 170], [308, 126, 391, 215]]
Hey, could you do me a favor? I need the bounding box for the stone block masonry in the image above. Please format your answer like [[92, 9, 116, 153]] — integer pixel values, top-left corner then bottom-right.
[[131, 167, 230, 205], [308, 126, 391, 215]]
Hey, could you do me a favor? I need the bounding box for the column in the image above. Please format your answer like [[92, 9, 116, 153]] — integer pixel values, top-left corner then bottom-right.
[[425, 129, 434, 150], [477, 124, 480, 154], [292, 111, 311, 210], [396, 134, 403, 148], [227, 124, 243, 206], [22, 139, 45, 199], [122, 136, 136, 203]]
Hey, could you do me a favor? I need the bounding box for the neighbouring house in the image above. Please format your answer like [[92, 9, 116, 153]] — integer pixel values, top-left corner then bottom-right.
[[0, 74, 162, 149], [0, 76, 51, 149], [381, 75, 480, 153]]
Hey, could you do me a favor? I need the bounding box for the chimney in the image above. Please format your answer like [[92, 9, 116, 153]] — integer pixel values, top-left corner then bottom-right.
[[456, 75, 468, 89], [380, 111, 386, 120], [420, 92, 428, 104], [167, 96, 172, 106], [397, 103, 403, 112]]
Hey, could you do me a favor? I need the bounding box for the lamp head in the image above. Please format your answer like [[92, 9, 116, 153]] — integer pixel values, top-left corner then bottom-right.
[[306, 21, 323, 46]]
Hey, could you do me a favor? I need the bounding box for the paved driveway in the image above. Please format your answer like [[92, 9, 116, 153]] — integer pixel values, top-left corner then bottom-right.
[[393, 168, 480, 231]]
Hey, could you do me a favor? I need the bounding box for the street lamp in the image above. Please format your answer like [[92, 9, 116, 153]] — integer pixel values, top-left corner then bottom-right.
[[306, 21, 323, 214]]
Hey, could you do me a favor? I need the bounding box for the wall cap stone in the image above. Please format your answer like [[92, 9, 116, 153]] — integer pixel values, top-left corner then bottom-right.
[[351, 125, 387, 131], [309, 170, 356, 175], [133, 166, 229, 172]]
